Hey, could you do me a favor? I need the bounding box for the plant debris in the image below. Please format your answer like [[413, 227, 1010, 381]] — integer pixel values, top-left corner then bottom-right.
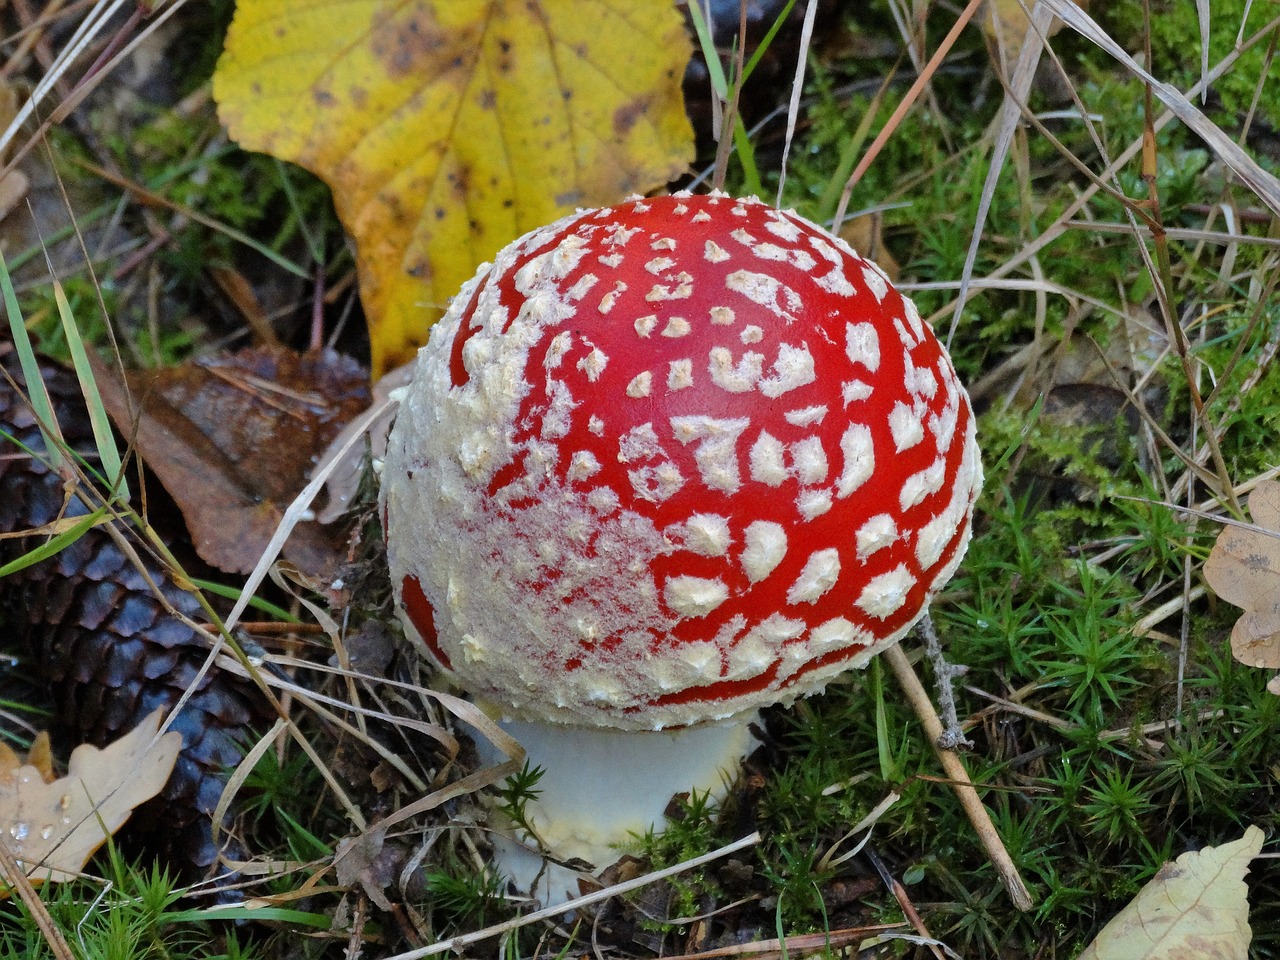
[[0, 710, 181, 889]]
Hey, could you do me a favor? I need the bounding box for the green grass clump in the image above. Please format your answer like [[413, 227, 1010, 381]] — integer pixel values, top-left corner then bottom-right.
[[632, 789, 728, 928], [0, 846, 258, 960]]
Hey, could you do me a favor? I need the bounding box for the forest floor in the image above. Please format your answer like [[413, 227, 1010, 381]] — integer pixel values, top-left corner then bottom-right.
[[0, 2, 1278, 958]]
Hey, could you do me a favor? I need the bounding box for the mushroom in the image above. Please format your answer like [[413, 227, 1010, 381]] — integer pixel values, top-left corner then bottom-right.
[[380, 191, 982, 900]]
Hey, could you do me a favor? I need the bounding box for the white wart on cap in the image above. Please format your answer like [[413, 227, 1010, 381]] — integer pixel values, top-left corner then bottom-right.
[[381, 192, 982, 730]]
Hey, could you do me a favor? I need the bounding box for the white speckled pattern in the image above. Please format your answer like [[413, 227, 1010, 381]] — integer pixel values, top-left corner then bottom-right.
[[382, 192, 982, 729]]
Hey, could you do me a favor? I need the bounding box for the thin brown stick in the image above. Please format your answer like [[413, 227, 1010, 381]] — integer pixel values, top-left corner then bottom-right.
[[884, 643, 1033, 911], [656, 924, 902, 960], [832, 0, 984, 232], [709, 0, 748, 193], [0, 836, 76, 960]]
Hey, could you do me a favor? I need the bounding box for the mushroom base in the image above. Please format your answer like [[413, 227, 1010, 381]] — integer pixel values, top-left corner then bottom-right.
[[475, 712, 759, 905]]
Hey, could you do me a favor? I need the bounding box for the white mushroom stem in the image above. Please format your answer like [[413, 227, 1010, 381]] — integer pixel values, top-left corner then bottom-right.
[[475, 711, 758, 905]]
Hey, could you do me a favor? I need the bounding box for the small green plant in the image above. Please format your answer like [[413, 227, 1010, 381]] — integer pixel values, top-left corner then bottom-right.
[[1148, 722, 1240, 820], [1038, 566, 1151, 720], [0, 843, 258, 960], [419, 866, 507, 933], [494, 760, 546, 845], [1080, 768, 1158, 847], [629, 789, 728, 926], [759, 842, 834, 932]]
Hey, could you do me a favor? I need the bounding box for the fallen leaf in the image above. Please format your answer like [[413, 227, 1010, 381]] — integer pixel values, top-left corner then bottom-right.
[[0, 735, 54, 784], [0, 709, 181, 888], [982, 0, 1095, 77], [982, 0, 1062, 70], [1076, 826, 1263, 960], [314, 360, 413, 523], [1203, 480, 1280, 673], [838, 213, 899, 283], [213, 0, 695, 374], [334, 824, 395, 911], [92, 346, 370, 575]]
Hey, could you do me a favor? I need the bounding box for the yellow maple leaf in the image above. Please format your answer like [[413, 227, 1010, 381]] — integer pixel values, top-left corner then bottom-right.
[[213, 0, 694, 374]]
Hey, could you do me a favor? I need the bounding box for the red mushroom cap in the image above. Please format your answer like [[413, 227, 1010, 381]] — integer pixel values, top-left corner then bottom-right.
[[381, 192, 982, 730]]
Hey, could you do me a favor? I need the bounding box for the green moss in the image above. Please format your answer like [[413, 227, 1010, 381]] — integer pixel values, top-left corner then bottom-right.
[[1098, 2, 1280, 128]]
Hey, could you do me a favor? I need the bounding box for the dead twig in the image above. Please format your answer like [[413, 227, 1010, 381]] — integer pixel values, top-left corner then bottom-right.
[[883, 643, 1033, 911], [0, 835, 76, 960]]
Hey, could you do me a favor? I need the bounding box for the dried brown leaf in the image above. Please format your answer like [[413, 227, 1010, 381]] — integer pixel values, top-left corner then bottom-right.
[[92, 346, 370, 575], [982, 0, 1069, 72], [333, 825, 395, 911], [0, 709, 181, 888], [837, 214, 899, 283], [1077, 826, 1263, 960], [1204, 480, 1280, 672]]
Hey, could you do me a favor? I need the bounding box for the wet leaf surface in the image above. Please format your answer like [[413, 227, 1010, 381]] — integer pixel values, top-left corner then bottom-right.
[[0, 710, 181, 888]]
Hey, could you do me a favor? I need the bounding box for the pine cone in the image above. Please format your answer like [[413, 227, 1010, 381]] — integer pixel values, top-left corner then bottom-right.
[[0, 348, 271, 878]]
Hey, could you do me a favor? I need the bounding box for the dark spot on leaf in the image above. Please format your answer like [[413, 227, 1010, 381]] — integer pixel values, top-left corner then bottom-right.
[[469, 219, 481, 234], [369, 1, 467, 79], [313, 88, 336, 107], [614, 95, 652, 136], [498, 38, 511, 54], [479, 89, 496, 109], [554, 190, 584, 207], [383, 193, 410, 226], [502, 199, 514, 209], [449, 165, 472, 195], [435, 207, 447, 220]]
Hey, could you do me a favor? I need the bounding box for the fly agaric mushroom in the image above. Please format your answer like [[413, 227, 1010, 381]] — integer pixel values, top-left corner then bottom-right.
[[381, 191, 981, 897]]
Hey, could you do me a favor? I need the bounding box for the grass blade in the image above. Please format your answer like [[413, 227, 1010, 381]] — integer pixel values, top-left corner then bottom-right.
[[1046, 0, 1280, 215], [0, 506, 107, 578], [0, 247, 64, 471], [51, 273, 128, 502]]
